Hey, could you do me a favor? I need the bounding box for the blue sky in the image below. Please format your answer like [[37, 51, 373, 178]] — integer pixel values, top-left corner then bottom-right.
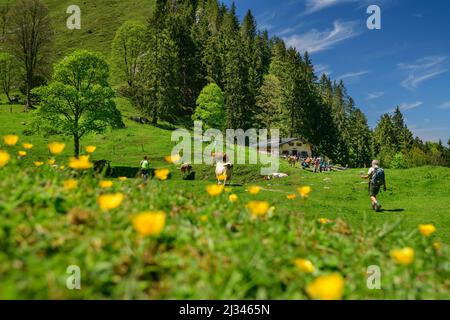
[[223, 0, 450, 143]]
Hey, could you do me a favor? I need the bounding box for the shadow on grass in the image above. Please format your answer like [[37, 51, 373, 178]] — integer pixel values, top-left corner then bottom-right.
[[380, 209, 405, 213]]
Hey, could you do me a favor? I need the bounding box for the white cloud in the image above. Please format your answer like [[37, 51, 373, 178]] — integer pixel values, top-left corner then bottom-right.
[[366, 91, 384, 100], [438, 101, 450, 109], [283, 20, 361, 54], [337, 70, 371, 80], [411, 127, 449, 142], [399, 101, 423, 111], [398, 56, 448, 90], [304, 0, 355, 14], [315, 64, 332, 75]]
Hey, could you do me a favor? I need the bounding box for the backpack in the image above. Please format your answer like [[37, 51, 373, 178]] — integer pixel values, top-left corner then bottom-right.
[[371, 168, 385, 186]]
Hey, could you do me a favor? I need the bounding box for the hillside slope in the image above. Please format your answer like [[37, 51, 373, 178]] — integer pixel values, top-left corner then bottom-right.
[[1, 0, 154, 58]]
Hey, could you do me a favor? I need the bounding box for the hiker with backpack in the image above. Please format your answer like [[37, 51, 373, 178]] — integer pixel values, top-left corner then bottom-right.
[[361, 160, 387, 212]]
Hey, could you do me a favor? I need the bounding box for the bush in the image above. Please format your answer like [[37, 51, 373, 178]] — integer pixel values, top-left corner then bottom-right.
[[391, 152, 407, 169]]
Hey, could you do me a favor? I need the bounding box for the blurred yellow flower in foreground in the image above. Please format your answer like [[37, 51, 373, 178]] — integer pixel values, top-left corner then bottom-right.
[[64, 179, 78, 190], [229, 194, 238, 202], [418, 224, 436, 237], [248, 186, 261, 195], [85, 146, 97, 154], [318, 218, 332, 225], [97, 193, 124, 211], [18, 150, 27, 157], [69, 156, 93, 170], [294, 258, 315, 273], [391, 247, 415, 265], [22, 143, 33, 150], [132, 211, 166, 237], [155, 169, 170, 181], [48, 142, 65, 155], [247, 201, 270, 218], [118, 177, 128, 181], [206, 185, 224, 197], [200, 215, 209, 222], [306, 273, 345, 300], [0, 150, 11, 167], [34, 161, 44, 167], [48, 158, 56, 165], [298, 186, 312, 198], [165, 154, 181, 164], [4, 135, 19, 146], [99, 180, 113, 189], [287, 194, 297, 200]]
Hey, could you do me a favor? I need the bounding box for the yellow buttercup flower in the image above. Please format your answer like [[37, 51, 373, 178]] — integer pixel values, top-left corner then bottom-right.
[[18, 150, 27, 157], [34, 161, 44, 167], [132, 211, 166, 237], [206, 185, 224, 197], [118, 176, 128, 181], [217, 174, 227, 181], [298, 186, 312, 198], [391, 247, 415, 266], [247, 201, 270, 218], [0, 150, 10, 167], [306, 273, 345, 300], [22, 143, 33, 150], [99, 180, 113, 188], [155, 169, 170, 181], [60, 165, 65, 170], [229, 194, 238, 202], [64, 179, 78, 190], [287, 194, 297, 200], [69, 156, 93, 170], [200, 215, 209, 222], [48, 142, 66, 155], [97, 193, 124, 211], [165, 154, 181, 164], [85, 146, 97, 154], [248, 186, 262, 195], [48, 158, 56, 165], [318, 218, 332, 225], [418, 224, 436, 237], [3, 135, 19, 146], [294, 258, 315, 273]]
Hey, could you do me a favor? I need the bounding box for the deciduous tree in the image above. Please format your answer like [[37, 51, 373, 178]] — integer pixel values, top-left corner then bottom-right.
[[33, 50, 123, 157]]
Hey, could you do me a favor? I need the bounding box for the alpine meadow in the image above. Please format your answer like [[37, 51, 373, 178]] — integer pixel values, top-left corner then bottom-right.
[[0, 0, 449, 302]]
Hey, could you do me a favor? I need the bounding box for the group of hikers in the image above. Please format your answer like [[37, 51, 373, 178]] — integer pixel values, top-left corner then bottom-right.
[[139, 155, 387, 213], [301, 157, 332, 173]]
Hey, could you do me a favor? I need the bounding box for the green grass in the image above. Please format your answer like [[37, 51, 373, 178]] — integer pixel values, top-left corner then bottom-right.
[[1, 0, 154, 84], [0, 100, 449, 299]]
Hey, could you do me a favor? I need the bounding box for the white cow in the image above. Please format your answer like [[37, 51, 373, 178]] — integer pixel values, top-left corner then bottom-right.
[[213, 153, 233, 185]]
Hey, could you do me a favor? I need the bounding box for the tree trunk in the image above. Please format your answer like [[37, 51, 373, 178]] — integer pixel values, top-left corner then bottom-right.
[[25, 75, 32, 110], [74, 135, 80, 158], [152, 104, 158, 125], [5, 91, 11, 103]]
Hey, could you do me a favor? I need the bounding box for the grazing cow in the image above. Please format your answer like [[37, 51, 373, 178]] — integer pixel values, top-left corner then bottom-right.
[[213, 153, 233, 185], [180, 163, 193, 175], [287, 155, 299, 167]]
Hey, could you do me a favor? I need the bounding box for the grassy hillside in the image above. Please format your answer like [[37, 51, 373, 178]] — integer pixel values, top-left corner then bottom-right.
[[1, 0, 154, 63]]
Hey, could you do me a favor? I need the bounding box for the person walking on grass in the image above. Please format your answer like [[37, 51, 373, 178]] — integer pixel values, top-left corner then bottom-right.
[[361, 160, 387, 212], [140, 156, 150, 181]]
